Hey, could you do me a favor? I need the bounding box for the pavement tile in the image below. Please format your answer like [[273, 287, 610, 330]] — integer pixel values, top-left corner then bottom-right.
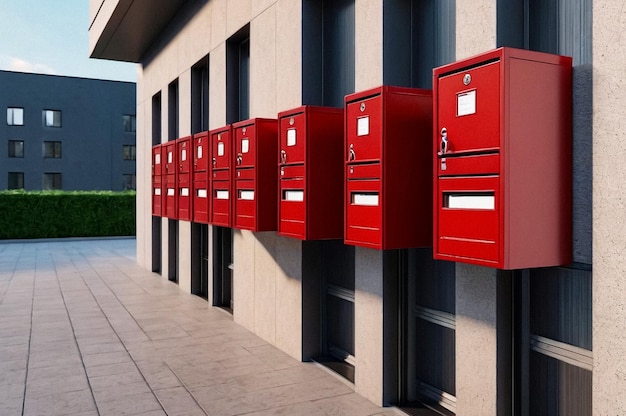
[[82, 350, 133, 367], [153, 386, 207, 416], [96, 391, 163, 416], [92, 381, 152, 403], [23, 388, 96, 416]]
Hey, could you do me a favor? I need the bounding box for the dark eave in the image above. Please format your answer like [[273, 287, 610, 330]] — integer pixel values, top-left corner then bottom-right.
[[90, 0, 187, 63]]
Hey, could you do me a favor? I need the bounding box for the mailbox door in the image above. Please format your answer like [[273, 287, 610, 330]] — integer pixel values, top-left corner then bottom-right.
[[436, 60, 501, 155], [178, 173, 191, 221], [436, 175, 500, 264], [193, 173, 209, 224], [193, 132, 209, 172], [278, 164, 305, 238], [346, 94, 382, 163], [164, 142, 176, 176], [211, 128, 231, 170], [177, 137, 192, 174], [152, 145, 162, 176], [279, 111, 306, 165], [234, 123, 256, 168], [164, 174, 177, 218], [211, 171, 230, 227], [345, 178, 382, 248], [152, 176, 162, 216], [234, 175, 256, 230]]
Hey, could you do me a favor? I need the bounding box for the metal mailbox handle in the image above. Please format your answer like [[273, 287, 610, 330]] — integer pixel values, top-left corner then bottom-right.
[[439, 127, 448, 155], [280, 150, 287, 164], [236, 153, 243, 165], [348, 144, 356, 161]]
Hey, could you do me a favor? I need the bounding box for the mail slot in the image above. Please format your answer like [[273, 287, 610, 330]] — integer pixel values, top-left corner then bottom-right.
[[209, 125, 233, 227], [177, 136, 192, 221], [233, 118, 278, 232], [344, 86, 433, 250], [152, 144, 163, 216], [277, 106, 343, 240], [192, 131, 209, 224], [433, 47, 572, 269]]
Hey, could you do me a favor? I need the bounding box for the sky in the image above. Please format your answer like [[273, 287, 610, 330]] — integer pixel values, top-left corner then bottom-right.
[[0, 0, 137, 83]]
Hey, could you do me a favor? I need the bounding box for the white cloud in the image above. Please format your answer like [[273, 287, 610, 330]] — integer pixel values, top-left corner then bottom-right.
[[8, 57, 56, 75]]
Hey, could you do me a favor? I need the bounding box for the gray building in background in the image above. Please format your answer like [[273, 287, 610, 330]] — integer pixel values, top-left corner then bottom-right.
[[1, 70, 136, 191]]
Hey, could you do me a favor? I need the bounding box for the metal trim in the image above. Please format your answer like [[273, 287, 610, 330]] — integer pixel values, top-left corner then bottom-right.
[[415, 306, 456, 330], [530, 335, 593, 371], [327, 284, 355, 303]]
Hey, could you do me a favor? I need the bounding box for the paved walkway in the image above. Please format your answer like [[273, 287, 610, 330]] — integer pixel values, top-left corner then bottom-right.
[[0, 238, 395, 416]]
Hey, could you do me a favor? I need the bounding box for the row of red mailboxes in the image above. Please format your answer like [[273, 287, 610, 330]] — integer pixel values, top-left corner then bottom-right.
[[151, 47, 573, 270]]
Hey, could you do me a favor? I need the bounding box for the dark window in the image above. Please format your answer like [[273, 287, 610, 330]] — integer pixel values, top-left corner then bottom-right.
[[123, 145, 136, 161], [8, 172, 24, 189], [122, 173, 136, 190], [152, 92, 162, 146], [226, 25, 250, 124], [8, 140, 24, 158], [7, 107, 24, 126], [192, 55, 210, 134], [43, 110, 62, 127], [43, 173, 62, 190], [168, 80, 179, 141], [123, 115, 136, 132], [43, 141, 62, 158]]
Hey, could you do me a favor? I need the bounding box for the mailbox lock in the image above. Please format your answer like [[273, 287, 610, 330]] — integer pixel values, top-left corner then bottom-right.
[[289, 117, 294, 126], [463, 74, 471, 85], [360, 102, 366, 112], [212, 157, 216, 167], [280, 150, 287, 164], [349, 144, 356, 161], [440, 127, 449, 155], [237, 153, 243, 165]]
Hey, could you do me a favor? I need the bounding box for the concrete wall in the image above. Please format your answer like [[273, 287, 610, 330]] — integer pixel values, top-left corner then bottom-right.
[[136, 0, 306, 362], [593, 3, 626, 414]]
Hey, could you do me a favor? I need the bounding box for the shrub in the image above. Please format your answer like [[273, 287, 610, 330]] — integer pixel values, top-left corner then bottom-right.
[[0, 190, 135, 239]]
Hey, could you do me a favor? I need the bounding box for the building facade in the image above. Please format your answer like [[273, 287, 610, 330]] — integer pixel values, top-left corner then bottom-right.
[[89, 1, 622, 414], [1, 70, 136, 191]]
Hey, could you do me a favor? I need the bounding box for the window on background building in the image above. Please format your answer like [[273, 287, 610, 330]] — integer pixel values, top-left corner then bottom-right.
[[43, 172, 62, 190], [43, 141, 62, 158], [7, 107, 24, 126], [123, 114, 136, 132], [122, 145, 136, 161], [43, 109, 62, 127], [8, 140, 24, 158], [122, 173, 136, 190], [8, 172, 24, 189]]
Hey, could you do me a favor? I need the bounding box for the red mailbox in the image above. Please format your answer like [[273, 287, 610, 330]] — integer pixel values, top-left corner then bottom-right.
[[163, 141, 177, 219], [193, 131, 210, 224], [209, 125, 233, 227], [152, 144, 163, 216], [433, 47, 572, 269], [344, 86, 433, 250], [233, 118, 278, 231], [177, 136, 192, 221], [277, 106, 343, 240]]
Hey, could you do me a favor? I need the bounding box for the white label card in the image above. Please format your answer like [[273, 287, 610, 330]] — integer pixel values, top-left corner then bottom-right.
[[216, 190, 229, 200], [457, 90, 476, 116], [239, 190, 255, 200], [446, 194, 494, 210], [197, 189, 207, 198], [155, 154, 161, 164], [154, 188, 161, 196], [180, 188, 189, 197], [167, 188, 175, 196], [287, 129, 297, 146], [197, 146, 203, 159], [352, 193, 379, 206], [241, 139, 249, 153], [217, 142, 224, 156], [283, 190, 304, 201], [168, 152, 173, 164], [181, 149, 187, 161], [357, 116, 370, 136]]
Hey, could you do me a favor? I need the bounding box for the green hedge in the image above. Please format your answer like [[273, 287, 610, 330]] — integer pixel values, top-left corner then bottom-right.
[[0, 190, 136, 239]]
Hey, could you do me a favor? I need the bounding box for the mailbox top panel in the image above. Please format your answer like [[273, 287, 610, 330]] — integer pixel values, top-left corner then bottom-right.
[[345, 85, 432, 105], [277, 105, 343, 120], [433, 47, 572, 79]]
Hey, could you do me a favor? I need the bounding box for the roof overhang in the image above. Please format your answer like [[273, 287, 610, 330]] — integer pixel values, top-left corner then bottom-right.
[[89, 0, 188, 63]]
